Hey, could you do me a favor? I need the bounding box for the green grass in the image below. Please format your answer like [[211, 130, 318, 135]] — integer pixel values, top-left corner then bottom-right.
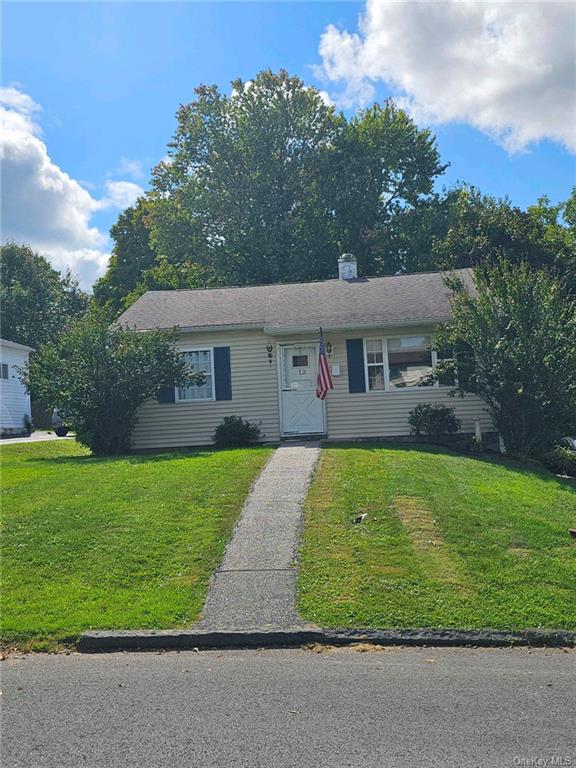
[[1, 440, 272, 650], [298, 443, 576, 631]]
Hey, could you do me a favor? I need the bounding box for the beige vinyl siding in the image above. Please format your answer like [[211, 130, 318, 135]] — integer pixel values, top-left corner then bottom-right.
[[131, 325, 493, 449], [131, 329, 280, 449], [322, 329, 493, 440]]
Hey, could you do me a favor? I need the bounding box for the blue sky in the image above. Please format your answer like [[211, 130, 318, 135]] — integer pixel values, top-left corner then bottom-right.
[[2, 1, 575, 287]]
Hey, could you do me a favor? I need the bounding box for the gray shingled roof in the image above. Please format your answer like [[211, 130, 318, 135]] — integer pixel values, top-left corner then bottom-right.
[[117, 269, 473, 333]]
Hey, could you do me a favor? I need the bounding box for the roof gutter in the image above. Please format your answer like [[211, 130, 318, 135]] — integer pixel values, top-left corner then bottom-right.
[[124, 317, 451, 335], [177, 322, 265, 334], [119, 321, 266, 334], [263, 317, 451, 336]]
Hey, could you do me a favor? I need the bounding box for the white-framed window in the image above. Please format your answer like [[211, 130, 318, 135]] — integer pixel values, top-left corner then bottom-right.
[[176, 348, 215, 402], [364, 334, 452, 391], [365, 339, 386, 391], [1, 363, 8, 380]]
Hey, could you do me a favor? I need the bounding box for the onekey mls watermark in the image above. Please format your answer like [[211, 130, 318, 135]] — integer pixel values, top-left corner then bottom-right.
[[514, 758, 572, 767]]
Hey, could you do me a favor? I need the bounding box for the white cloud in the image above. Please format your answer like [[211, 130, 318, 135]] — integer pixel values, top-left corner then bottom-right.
[[116, 157, 145, 181], [99, 180, 144, 210], [317, 89, 335, 108], [0, 86, 42, 136], [0, 86, 145, 288], [316, 0, 576, 153]]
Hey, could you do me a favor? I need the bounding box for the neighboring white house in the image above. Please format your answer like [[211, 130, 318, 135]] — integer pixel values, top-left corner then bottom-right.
[[1, 339, 34, 437], [117, 258, 493, 450]]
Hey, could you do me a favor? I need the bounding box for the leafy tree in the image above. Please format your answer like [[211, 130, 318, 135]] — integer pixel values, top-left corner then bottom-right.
[[146, 70, 446, 286], [526, 189, 576, 291], [330, 101, 447, 275], [430, 187, 575, 286], [122, 256, 208, 310], [361, 187, 459, 275], [92, 67, 573, 309], [94, 71, 446, 301], [364, 186, 576, 285], [438, 263, 576, 455], [20, 308, 196, 455], [92, 198, 156, 314], [0, 242, 88, 347], [150, 69, 341, 285]]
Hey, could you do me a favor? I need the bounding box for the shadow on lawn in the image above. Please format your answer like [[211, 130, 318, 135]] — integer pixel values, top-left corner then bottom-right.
[[324, 440, 576, 490], [20, 446, 235, 467]]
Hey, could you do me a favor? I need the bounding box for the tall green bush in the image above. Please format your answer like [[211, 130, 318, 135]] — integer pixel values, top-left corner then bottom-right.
[[438, 263, 576, 455], [20, 309, 194, 456]]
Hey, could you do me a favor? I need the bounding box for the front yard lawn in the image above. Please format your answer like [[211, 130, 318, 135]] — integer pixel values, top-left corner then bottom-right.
[[298, 444, 576, 630], [1, 441, 272, 650]]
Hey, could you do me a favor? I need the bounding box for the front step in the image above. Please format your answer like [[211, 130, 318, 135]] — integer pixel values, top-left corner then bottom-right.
[[282, 433, 326, 442]]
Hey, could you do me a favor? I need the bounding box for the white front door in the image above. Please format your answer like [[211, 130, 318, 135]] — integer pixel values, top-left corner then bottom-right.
[[280, 344, 325, 435]]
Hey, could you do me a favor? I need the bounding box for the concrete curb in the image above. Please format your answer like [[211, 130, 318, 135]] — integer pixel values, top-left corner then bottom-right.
[[77, 626, 576, 652], [77, 628, 326, 652]]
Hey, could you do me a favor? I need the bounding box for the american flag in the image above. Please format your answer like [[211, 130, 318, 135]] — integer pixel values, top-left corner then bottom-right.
[[316, 329, 334, 400]]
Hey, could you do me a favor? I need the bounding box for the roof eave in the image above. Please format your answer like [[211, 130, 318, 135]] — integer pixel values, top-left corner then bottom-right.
[[0, 338, 35, 352], [177, 322, 265, 334], [118, 321, 265, 333], [123, 317, 452, 335], [264, 317, 451, 335]]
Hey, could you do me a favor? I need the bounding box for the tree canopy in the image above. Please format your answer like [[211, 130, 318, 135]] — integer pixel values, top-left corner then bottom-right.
[[430, 187, 576, 288], [94, 70, 446, 310], [363, 185, 576, 287], [151, 70, 342, 285], [0, 242, 88, 347], [91, 69, 574, 315], [92, 198, 157, 315]]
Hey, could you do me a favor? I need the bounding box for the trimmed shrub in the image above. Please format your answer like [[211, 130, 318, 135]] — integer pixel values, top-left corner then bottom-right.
[[539, 446, 576, 478], [409, 403, 461, 436], [213, 416, 261, 448]]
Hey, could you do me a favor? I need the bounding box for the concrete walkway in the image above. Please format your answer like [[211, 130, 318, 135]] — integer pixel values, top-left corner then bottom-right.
[[198, 442, 320, 630]]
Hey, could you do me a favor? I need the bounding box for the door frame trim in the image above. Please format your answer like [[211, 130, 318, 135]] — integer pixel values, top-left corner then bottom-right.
[[277, 341, 326, 437]]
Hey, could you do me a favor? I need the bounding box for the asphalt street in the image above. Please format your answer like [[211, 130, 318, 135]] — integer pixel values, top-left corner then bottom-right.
[[2, 646, 575, 768]]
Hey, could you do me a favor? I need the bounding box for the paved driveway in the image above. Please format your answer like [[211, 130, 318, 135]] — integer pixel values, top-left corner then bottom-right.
[[1, 430, 71, 445], [3, 647, 575, 768]]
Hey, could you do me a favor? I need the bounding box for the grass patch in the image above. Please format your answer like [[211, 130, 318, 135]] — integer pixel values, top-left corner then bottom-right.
[[393, 495, 469, 593], [1, 440, 272, 650], [298, 443, 576, 630]]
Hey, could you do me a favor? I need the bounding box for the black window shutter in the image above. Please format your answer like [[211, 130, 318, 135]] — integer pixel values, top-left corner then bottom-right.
[[157, 385, 175, 403], [346, 339, 366, 393], [214, 346, 232, 401]]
